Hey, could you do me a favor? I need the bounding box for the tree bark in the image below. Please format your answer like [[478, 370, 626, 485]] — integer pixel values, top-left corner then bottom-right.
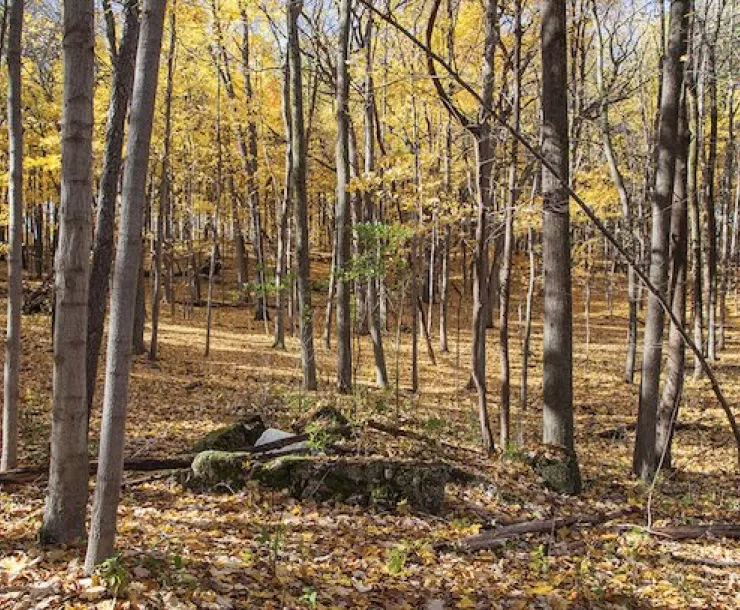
[[2, 0, 24, 471], [86, 0, 140, 418], [85, 0, 167, 570], [634, 0, 690, 482], [40, 0, 95, 545], [656, 90, 689, 471], [541, 0, 578, 478], [335, 0, 352, 393], [288, 0, 317, 390]]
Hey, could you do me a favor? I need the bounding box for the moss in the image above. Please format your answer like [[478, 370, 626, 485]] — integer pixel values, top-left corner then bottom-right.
[[530, 445, 582, 495], [185, 450, 252, 492], [192, 415, 266, 453], [251, 457, 447, 514]]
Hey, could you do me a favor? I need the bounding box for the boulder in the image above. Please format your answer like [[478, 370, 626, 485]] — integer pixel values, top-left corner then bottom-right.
[[185, 450, 252, 491], [192, 415, 266, 453], [186, 453, 448, 513], [253, 456, 448, 514], [529, 445, 582, 495]]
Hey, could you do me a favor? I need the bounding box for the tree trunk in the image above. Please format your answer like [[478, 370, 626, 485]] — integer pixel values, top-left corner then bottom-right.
[[85, 0, 167, 569], [498, 0, 521, 449], [273, 59, 291, 349], [702, 35, 718, 361], [2, 0, 24, 472], [363, 16, 388, 388], [40, 0, 95, 545], [656, 90, 689, 471], [541, 0, 580, 492], [86, 0, 140, 418], [288, 0, 317, 390], [335, 0, 352, 393], [634, 0, 690, 482]]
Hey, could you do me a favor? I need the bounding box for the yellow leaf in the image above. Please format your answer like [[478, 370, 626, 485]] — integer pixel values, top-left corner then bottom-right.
[[528, 582, 554, 595]]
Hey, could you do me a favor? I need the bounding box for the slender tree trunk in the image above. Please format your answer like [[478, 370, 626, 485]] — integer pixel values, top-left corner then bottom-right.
[[288, 0, 317, 390], [40, 0, 95, 545], [702, 34, 719, 361], [273, 60, 291, 349], [498, 0, 521, 450], [85, 0, 167, 569], [634, 0, 690, 482], [541, 0, 580, 492], [591, 0, 637, 384], [240, 10, 268, 322], [2, 0, 24, 471], [363, 16, 388, 387], [86, 0, 140, 418], [656, 90, 689, 471], [334, 0, 352, 392], [687, 56, 703, 378]]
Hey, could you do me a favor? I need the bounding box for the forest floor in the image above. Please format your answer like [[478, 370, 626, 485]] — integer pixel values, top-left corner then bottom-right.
[[1, 258, 739, 609]]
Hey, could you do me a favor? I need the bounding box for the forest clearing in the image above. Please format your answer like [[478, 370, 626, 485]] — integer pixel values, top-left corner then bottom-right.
[[1, 0, 740, 608]]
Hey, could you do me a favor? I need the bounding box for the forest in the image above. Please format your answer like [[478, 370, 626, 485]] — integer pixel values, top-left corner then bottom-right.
[[0, 0, 739, 607]]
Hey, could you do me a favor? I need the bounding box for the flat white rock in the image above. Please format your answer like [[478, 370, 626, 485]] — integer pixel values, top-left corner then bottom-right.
[[254, 428, 308, 455]]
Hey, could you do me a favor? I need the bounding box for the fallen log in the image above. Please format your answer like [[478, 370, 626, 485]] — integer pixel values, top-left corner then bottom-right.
[[449, 506, 639, 552], [648, 524, 740, 540], [0, 433, 311, 486]]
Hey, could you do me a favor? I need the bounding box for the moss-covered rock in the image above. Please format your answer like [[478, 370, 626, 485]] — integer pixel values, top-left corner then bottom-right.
[[252, 456, 448, 514], [185, 450, 253, 492], [192, 415, 266, 453], [292, 405, 352, 442], [529, 445, 582, 495]]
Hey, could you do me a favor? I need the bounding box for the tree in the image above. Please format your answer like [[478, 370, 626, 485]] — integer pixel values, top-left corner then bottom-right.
[[335, 0, 352, 393], [633, 0, 691, 482], [86, 0, 140, 417], [2, 0, 24, 471], [288, 0, 317, 390], [656, 87, 690, 470], [541, 0, 581, 493], [85, 0, 168, 570], [40, 0, 96, 545], [426, 0, 497, 452]]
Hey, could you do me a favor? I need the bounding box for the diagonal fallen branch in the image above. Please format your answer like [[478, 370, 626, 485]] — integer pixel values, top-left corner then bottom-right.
[[446, 507, 639, 552]]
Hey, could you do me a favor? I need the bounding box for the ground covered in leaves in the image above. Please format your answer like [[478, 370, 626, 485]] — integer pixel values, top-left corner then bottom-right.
[[1, 266, 739, 609]]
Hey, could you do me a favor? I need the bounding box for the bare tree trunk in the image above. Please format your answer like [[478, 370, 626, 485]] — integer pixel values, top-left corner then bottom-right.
[[2, 0, 24, 471], [149, 3, 175, 361], [634, 0, 689, 482], [240, 9, 268, 322], [702, 22, 719, 361], [656, 90, 689, 471], [335, 0, 352, 392], [40, 0, 95, 545], [363, 15, 388, 388], [686, 54, 703, 379], [591, 0, 637, 384], [86, 0, 140, 418], [288, 0, 317, 390], [85, 0, 167, 569], [541, 0, 580, 492], [498, 0, 521, 450], [273, 60, 291, 349]]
